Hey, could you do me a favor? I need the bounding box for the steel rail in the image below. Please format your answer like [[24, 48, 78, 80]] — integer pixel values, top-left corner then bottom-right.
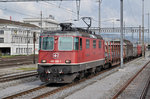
[[2, 57, 141, 99], [140, 71, 150, 99], [112, 61, 150, 99], [2, 85, 47, 99], [0, 72, 37, 82], [32, 58, 140, 99], [3, 64, 119, 99], [32, 65, 120, 99]]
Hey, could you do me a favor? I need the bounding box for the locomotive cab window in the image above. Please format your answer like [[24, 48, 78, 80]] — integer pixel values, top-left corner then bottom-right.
[[42, 37, 54, 50], [58, 37, 73, 51], [93, 40, 96, 48], [74, 37, 79, 50], [86, 39, 90, 49], [99, 40, 101, 48]]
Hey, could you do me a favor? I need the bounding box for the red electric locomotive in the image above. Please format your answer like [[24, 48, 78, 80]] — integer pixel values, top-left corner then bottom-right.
[[38, 23, 106, 83], [37, 23, 143, 83]]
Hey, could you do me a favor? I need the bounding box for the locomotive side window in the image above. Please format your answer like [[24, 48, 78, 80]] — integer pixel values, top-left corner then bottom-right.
[[42, 37, 54, 50], [59, 37, 73, 51], [93, 40, 96, 48], [39, 37, 41, 50], [86, 39, 90, 49], [74, 37, 79, 50], [99, 40, 101, 48], [80, 38, 82, 50]]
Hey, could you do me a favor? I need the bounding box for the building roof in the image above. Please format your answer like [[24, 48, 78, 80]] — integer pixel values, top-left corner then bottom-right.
[[0, 18, 39, 28], [23, 17, 59, 25]]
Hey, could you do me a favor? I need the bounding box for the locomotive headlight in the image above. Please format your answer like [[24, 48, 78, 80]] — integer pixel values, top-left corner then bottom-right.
[[65, 60, 71, 64], [41, 60, 47, 63]]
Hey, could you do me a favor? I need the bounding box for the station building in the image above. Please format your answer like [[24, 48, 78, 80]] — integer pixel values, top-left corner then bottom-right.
[[23, 15, 60, 31], [0, 15, 60, 56], [0, 18, 40, 56]]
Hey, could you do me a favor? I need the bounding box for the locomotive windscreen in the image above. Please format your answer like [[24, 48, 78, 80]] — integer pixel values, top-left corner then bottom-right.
[[42, 37, 54, 50], [58, 37, 73, 51]]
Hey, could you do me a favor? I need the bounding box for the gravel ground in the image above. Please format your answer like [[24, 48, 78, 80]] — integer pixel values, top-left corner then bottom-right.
[[0, 79, 43, 98], [1, 52, 150, 99], [42, 52, 150, 99], [16, 86, 58, 99], [146, 82, 150, 99], [62, 57, 150, 99], [0, 64, 39, 98], [117, 62, 150, 99], [0, 76, 39, 90]]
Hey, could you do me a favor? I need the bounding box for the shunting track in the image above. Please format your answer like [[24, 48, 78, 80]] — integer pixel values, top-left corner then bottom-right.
[[0, 71, 37, 83], [112, 61, 150, 99]]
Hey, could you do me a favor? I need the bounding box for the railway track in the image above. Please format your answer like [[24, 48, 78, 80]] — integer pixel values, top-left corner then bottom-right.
[[140, 70, 150, 99], [2, 57, 141, 99], [3, 65, 119, 99], [0, 55, 38, 68], [0, 71, 38, 83], [112, 60, 150, 99]]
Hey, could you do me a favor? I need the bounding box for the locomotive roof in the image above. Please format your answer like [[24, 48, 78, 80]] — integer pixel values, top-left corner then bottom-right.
[[41, 30, 103, 40]]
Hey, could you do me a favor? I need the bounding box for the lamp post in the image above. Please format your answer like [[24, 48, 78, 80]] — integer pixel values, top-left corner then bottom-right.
[[142, 0, 145, 57], [98, 0, 102, 34], [146, 13, 149, 44], [120, 0, 124, 68]]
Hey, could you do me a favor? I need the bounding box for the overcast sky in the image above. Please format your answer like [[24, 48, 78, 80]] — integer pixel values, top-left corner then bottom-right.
[[0, 0, 150, 28]]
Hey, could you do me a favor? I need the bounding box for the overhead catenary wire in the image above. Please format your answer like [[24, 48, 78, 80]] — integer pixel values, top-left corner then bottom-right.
[[0, 0, 100, 26], [0, 7, 38, 18], [0, 1, 82, 20]]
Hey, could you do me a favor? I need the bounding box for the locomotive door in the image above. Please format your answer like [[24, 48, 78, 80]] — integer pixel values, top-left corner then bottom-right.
[[78, 38, 83, 63]]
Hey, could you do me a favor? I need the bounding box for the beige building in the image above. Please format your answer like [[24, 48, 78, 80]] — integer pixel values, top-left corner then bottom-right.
[[0, 18, 40, 55], [23, 15, 60, 31]]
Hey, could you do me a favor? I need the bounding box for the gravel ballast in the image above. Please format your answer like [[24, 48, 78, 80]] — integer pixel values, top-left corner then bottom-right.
[[0, 53, 150, 99], [63, 57, 150, 99]]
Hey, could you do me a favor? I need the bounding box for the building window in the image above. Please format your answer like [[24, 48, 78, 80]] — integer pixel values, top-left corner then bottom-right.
[[21, 48, 23, 53], [24, 48, 26, 53], [39, 22, 42, 26], [0, 30, 4, 34], [0, 38, 4, 43], [16, 48, 18, 54], [93, 40, 96, 48], [86, 39, 90, 49], [19, 48, 20, 53]]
